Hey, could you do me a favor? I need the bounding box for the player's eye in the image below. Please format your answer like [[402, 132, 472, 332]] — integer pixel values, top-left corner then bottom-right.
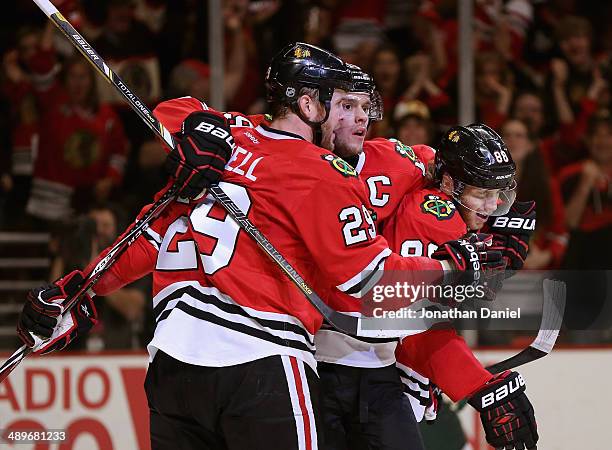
[[343, 103, 352, 110]]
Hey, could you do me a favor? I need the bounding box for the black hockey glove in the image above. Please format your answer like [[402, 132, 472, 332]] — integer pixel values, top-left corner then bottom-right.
[[165, 111, 235, 199], [469, 371, 538, 450], [486, 201, 536, 271], [17, 270, 98, 355], [431, 233, 505, 301], [431, 233, 505, 272]]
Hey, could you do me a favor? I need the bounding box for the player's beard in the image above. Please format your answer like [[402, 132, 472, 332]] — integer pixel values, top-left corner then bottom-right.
[[319, 119, 336, 151], [333, 128, 365, 159], [320, 128, 335, 151]]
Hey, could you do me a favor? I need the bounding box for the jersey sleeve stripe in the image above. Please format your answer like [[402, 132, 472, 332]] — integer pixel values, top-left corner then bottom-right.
[[337, 248, 391, 297], [396, 362, 431, 406], [144, 228, 162, 250]]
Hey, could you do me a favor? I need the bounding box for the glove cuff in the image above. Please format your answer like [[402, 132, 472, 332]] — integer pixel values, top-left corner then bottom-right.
[[181, 110, 229, 134]]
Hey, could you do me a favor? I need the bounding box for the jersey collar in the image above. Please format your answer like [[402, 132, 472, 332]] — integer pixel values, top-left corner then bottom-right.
[[354, 151, 366, 175], [256, 124, 305, 141]]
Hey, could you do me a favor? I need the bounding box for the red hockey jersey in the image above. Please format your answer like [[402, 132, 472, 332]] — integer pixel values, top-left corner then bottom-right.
[[383, 187, 467, 257], [90, 97, 442, 371], [388, 188, 492, 417], [26, 103, 128, 220], [315, 144, 440, 368]]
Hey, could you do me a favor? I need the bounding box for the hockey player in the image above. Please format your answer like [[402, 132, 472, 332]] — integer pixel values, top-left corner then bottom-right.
[[17, 43, 498, 450], [389, 126, 538, 450], [317, 113, 538, 450]]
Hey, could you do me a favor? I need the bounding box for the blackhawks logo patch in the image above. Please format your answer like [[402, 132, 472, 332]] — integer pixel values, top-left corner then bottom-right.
[[294, 47, 311, 58], [321, 154, 357, 178], [420, 194, 456, 220], [389, 138, 417, 162]]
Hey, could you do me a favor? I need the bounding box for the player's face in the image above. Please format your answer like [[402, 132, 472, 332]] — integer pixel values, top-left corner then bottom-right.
[[457, 185, 501, 230], [326, 91, 371, 158]]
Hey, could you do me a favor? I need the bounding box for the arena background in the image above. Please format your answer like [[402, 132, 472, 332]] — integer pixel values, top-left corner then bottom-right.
[[1, 1, 611, 449]]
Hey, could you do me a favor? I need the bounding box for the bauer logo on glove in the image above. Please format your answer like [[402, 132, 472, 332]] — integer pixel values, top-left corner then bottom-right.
[[166, 111, 235, 199]]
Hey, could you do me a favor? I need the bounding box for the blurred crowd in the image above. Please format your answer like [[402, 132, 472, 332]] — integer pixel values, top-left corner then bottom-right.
[[1, 0, 612, 347]]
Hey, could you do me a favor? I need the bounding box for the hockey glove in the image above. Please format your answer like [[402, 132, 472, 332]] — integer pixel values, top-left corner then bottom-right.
[[469, 371, 538, 450], [431, 233, 505, 301], [486, 201, 536, 271], [17, 270, 98, 355], [431, 233, 505, 272], [165, 111, 235, 199]]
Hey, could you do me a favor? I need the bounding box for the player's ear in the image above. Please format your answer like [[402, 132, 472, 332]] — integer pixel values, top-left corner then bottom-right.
[[440, 173, 454, 195], [297, 94, 322, 122]]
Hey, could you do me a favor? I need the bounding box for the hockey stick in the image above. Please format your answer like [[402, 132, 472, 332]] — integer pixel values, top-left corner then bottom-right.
[[0, 184, 178, 383], [485, 278, 566, 374], [0, 0, 404, 360], [446, 278, 565, 413]]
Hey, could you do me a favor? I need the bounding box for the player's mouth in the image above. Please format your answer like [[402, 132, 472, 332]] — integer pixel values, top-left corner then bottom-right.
[[476, 212, 489, 220], [352, 127, 366, 137]]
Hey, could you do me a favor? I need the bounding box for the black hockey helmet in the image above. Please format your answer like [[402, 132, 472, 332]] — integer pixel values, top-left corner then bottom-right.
[[346, 64, 384, 121], [434, 123, 517, 216], [266, 42, 354, 121]]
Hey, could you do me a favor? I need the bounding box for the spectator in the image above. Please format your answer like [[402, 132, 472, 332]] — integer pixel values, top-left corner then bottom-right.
[[122, 137, 167, 219], [511, 90, 548, 138], [545, 16, 599, 125], [2, 81, 42, 229], [93, 0, 161, 107], [323, 0, 385, 68], [49, 203, 148, 350], [539, 63, 608, 170], [0, 94, 13, 227], [370, 43, 405, 137], [393, 100, 434, 146], [402, 53, 450, 120], [475, 51, 514, 131], [87, 203, 148, 349], [26, 57, 128, 223], [1, 24, 60, 109], [501, 118, 568, 268], [222, 0, 262, 113], [559, 111, 612, 269], [167, 59, 211, 101]]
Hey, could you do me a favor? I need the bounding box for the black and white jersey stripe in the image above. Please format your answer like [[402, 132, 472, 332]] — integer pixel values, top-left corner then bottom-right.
[[144, 227, 162, 251], [336, 248, 391, 298], [396, 361, 431, 421], [148, 281, 317, 369]]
